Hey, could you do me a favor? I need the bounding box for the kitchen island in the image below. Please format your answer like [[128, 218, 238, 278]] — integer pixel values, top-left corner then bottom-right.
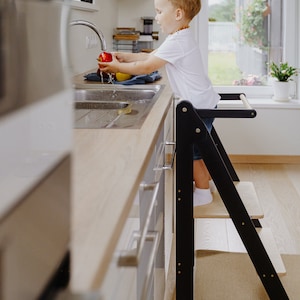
[[71, 68, 173, 292]]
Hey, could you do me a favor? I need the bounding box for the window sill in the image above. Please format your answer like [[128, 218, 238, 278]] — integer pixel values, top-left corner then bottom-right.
[[218, 98, 300, 110], [214, 84, 300, 109]]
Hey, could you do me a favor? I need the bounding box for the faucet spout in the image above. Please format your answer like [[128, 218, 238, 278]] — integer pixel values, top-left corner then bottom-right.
[[70, 20, 107, 51]]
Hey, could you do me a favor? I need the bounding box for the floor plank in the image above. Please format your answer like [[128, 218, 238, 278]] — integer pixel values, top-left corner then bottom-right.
[[233, 163, 300, 254], [195, 250, 300, 300]]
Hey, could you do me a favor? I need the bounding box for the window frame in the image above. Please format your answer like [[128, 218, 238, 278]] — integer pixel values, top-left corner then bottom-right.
[[196, 0, 299, 98]]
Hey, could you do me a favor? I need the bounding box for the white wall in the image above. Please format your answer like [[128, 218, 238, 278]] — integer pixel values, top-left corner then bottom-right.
[[117, 0, 167, 47], [68, 0, 119, 75], [214, 101, 300, 156]]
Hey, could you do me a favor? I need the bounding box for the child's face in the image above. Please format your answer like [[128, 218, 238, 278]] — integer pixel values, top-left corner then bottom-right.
[[154, 0, 179, 34]]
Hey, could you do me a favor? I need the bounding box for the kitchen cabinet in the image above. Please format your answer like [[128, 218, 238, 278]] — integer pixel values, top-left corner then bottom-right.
[[98, 102, 175, 299], [70, 70, 174, 295]]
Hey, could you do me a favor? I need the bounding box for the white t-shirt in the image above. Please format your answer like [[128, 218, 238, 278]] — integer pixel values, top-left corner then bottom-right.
[[154, 28, 220, 109]]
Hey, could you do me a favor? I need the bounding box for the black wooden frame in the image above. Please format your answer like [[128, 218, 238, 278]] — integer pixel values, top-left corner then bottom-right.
[[175, 95, 289, 299]]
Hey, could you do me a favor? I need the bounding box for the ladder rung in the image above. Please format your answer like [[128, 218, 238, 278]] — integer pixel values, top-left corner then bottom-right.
[[195, 221, 286, 275], [257, 228, 286, 275], [194, 181, 264, 219]]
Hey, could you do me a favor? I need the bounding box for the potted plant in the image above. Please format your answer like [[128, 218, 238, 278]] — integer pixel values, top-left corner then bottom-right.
[[269, 61, 298, 101]]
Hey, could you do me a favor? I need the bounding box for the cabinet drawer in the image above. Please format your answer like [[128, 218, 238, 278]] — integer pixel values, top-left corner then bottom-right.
[[99, 199, 163, 300], [99, 129, 166, 300]]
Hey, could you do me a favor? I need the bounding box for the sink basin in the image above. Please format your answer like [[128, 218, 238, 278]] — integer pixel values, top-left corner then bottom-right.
[[74, 87, 158, 102], [75, 100, 132, 129], [74, 84, 164, 129], [75, 101, 130, 110]]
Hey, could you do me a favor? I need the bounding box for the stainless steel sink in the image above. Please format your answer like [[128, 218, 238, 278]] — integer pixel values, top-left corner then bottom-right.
[[74, 87, 158, 102], [75, 101, 130, 110], [74, 84, 164, 129]]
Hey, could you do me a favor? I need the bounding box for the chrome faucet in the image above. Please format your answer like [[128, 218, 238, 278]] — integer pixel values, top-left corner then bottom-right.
[[70, 20, 107, 51]]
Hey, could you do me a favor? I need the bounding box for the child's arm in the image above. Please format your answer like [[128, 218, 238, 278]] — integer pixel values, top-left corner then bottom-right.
[[99, 52, 166, 75], [115, 52, 150, 63]]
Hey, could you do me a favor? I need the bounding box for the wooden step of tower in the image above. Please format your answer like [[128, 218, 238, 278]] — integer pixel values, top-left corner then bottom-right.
[[194, 181, 264, 219], [195, 219, 286, 275]]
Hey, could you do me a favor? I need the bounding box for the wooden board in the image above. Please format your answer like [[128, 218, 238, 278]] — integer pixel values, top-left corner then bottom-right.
[[195, 221, 286, 275], [194, 181, 264, 219], [113, 34, 139, 41]]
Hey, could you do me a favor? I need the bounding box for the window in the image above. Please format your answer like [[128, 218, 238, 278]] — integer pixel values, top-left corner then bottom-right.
[[196, 0, 299, 98]]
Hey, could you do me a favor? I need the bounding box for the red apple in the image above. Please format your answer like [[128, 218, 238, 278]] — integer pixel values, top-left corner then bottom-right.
[[98, 51, 112, 62]]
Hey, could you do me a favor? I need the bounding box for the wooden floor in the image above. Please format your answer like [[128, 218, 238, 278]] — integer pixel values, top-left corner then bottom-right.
[[165, 163, 300, 300], [196, 163, 300, 254], [232, 163, 300, 255]]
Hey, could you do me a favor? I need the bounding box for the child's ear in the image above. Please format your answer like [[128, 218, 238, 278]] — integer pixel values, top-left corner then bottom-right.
[[175, 8, 184, 21]]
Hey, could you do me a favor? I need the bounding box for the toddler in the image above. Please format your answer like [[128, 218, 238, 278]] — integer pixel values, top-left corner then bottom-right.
[[99, 0, 220, 206]]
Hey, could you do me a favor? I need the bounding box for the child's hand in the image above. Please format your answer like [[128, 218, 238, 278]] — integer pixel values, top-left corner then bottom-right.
[[114, 52, 129, 62], [98, 54, 120, 74]]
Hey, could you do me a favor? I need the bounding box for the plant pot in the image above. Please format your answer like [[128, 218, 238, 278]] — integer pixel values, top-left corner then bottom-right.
[[272, 81, 291, 101]]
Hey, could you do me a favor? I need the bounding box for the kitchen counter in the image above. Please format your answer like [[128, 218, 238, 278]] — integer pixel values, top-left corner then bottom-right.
[[71, 68, 173, 292]]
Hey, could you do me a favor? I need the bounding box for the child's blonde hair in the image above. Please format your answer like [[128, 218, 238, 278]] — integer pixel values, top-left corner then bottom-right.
[[169, 0, 201, 20]]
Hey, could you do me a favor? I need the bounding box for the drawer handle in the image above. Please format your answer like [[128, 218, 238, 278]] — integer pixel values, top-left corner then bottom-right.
[[154, 141, 176, 172], [118, 182, 159, 267], [164, 141, 176, 170], [118, 214, 163, 299], [141, 213, 163, 299], [140, 231, 159, 299]]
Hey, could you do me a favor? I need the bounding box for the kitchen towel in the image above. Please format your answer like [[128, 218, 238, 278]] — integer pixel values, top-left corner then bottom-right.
[[84, 71, 161, 85]]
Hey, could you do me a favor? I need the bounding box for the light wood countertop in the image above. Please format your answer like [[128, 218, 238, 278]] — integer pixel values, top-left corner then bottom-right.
[[71, 68, 173, 292]]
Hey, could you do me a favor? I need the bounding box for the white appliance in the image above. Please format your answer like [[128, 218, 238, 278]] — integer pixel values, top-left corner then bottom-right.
[[0, 0, 73, 299]]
